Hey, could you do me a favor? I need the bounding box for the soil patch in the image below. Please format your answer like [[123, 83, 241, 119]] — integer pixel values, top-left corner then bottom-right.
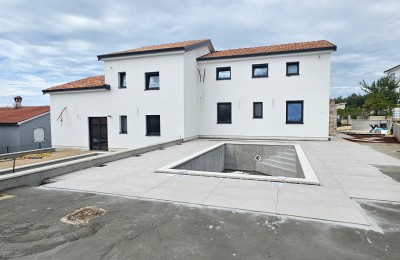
[[60, 206, 106, 226]]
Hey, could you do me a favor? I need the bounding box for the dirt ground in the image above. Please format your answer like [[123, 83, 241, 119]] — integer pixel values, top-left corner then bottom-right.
[[0, 150, 91, 170]]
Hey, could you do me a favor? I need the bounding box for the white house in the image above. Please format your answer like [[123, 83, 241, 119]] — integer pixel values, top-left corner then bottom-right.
[[384, 64, 400, 80], [43, 39, 337, 151]]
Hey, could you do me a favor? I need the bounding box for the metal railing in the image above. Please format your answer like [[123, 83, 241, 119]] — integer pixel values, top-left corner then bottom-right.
[[0, 141, 52, 154]]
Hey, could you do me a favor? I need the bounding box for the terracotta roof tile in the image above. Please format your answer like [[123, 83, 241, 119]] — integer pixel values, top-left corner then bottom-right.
[[0, 106, 50, 124], [43, 75, 107, 93], [198, 40, 336, 60], [98, 39, 213, 59]]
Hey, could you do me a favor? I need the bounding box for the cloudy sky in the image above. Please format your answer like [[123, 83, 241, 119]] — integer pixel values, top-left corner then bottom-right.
[[0, 0, 399, 106]]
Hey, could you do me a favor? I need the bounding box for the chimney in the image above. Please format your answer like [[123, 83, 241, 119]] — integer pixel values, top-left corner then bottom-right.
[[14, 96, 22, 109]]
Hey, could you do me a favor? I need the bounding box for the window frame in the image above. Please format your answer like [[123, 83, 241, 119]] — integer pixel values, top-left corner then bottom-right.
[[286, 62, 300, 76], [216, 67, 231, 80], [252, 64, 268, 78], [217, 102, 232, 124], [119, 115, 127, 134], [145, 72, 160, 90], [253, 102, 263, 119], [119, 72, 126, 88], [286, 100, 304, 124], [146, 115, 161, 136]]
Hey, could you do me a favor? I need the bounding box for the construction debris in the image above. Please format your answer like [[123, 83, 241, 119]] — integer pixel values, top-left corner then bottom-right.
[[60, 206, 106, 226]]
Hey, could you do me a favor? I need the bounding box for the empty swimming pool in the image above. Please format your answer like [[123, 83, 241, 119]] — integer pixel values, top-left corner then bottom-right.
[[156, 142, 319, 185]]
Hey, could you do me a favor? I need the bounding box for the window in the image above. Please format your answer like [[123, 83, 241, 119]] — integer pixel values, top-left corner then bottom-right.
[[120, 115, 127, 134], [216, 67, 231, 80], [146, 115, 160, 136], [286, 101, 304, 124], [252, 64, 268, 78], [33, 128, 45, 142], [253, 102, 263, 118], [286, 62, 299, 76], [145, 72, 160, 90], [119, 72, 126, 88], [217, 103, 232, 124]]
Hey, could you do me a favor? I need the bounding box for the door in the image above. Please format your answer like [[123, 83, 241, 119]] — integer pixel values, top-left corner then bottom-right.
[[89, 117, 108, 151]]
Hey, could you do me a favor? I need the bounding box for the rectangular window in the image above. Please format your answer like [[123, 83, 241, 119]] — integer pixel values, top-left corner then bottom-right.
[[286, 62, 299, 76], [119, 72, 126, 88], [120, 115, 127, 134], [253, 102, 263, 118], [286, 101, 304, 124], [146, 115, 160, 136], [145, 72, 160, 90], [217, 103, 232, 124], [252, 64, 268, 78], [216, 67, 231, 80]]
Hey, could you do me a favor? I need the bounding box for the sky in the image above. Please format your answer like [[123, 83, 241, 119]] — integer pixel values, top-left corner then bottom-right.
[[0, 0, 399, 106]]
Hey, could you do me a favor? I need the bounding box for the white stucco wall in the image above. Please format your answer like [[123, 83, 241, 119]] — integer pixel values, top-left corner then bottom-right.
[[197, 51, 332, 138], [50, 51, 187, 150]]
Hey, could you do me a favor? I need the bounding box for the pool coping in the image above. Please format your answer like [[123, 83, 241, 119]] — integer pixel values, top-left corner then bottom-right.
[[155, 142, 320, 185]]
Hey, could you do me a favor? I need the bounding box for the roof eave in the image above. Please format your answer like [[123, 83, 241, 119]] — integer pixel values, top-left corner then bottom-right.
[[97, 47, 186, 60], [197, 46, 337, 61], [384, 64, 400, 73], [42, 84, 110, 94]]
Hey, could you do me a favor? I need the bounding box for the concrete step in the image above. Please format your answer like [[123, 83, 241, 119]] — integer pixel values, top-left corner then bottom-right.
[[255, 161, 297, 178], [277, 152, 296, 160], [284, 149, 296, 155], [270, 155, 296, 164], [261, 159, 296, 171]]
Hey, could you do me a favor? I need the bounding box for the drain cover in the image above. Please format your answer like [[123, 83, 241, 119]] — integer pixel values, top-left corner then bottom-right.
[[60, 206, 106, 226]]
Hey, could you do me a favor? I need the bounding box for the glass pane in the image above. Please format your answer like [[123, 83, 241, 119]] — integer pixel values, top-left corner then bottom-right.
[[147, 116, 160, 135], [287, 64, 298, 74], [33, 128, 45, 142], [122, 74, 126, 87], [149, 76, 159, 88], [121, 116, 127, 133], [254, 67, 267, 76], [287, 103, 303, 122], [218, 104, 231, 123], [218, 70, 231, 79], [254, 103, 262, 117]]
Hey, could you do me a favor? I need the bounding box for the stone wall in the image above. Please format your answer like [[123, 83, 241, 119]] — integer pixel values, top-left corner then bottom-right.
[[329, 99, 337, 136]]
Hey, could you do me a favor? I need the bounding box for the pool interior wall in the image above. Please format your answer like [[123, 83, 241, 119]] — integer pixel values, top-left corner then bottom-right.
[[174, 143, 305, 179]]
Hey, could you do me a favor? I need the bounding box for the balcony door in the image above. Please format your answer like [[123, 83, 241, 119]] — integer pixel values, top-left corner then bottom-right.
[[89, 117, 108, 151]]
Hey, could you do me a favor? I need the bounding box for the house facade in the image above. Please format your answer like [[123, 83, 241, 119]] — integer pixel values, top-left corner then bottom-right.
[[0, 96, 51, 153], [384, 64, 400, 80], [43, 39, 336, 151]]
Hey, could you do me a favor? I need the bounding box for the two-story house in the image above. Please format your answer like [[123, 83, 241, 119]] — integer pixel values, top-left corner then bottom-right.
[[43, 39, 337, 151]]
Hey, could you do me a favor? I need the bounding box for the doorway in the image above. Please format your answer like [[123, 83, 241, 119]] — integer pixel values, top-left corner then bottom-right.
[[89, 117, 108, 151]]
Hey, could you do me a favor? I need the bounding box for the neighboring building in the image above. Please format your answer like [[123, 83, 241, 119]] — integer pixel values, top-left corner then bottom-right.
[[384, 64, 400, 80], [335, 102, 346, 110], [43, 39, 337, 151], [0, 96, 51, 153]]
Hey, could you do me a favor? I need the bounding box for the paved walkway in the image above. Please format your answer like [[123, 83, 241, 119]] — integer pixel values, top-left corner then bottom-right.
[[44, 138, 400, 226]]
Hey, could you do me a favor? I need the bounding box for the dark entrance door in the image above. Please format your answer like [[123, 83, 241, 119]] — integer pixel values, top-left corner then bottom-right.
[[89, 117, 108, 151]]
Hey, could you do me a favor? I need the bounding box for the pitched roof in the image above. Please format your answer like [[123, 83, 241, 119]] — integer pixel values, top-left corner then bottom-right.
[[384, 64, 400, 73], [43, 75, 109, 94], [198, 40, 337, 60], [97, 39, 214, 60], [0, 106, 50, 124]]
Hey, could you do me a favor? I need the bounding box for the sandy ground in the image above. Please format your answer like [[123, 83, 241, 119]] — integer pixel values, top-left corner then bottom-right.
[[0, 150, 91, 170]]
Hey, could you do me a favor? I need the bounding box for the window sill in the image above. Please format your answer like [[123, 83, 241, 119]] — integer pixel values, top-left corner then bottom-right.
[[286, 122, 304, 124], [286, 74, 300, 77], [145, 88, 160, 91], [118, 87, 127, 89], [119, 132, 128, 134], [146, 134, 161, 136], [253, 117, 263, 119], [216, 78, 231, 81], [252, 76, 268, 78], [217, 122, 232, 124]]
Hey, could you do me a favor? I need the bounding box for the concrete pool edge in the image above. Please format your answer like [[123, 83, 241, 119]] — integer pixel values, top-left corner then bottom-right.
[[156, 142, 320, 185]]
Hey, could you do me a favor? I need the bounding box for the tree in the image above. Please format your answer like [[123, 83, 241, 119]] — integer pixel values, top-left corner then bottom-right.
[[359, 75, 400, 114], [363, 92, 390, 115]]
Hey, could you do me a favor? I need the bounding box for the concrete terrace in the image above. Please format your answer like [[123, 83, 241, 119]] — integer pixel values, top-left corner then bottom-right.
[[43, 138, 400, 226]]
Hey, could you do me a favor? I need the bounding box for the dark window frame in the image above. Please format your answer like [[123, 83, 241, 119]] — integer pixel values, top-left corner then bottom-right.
[[286, 62, 300, 76], [119, 115, 127, 134], [145, 72, 160, 90], [217, 102, 232, 124], [286, 100, 304, 124], [119, 72, 126, 88], [252, 64, 268, 78], [216, 67, 231, 80], [146, 115, 161, 136], [253, 102, 263, 118]]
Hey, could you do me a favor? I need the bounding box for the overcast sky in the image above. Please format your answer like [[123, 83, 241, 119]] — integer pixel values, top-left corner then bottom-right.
[[0, 0, 399, 106]]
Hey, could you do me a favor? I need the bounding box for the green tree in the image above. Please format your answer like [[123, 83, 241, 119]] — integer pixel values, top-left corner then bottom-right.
[[363, 92, 390, 115], [359, 75, 400, 114]]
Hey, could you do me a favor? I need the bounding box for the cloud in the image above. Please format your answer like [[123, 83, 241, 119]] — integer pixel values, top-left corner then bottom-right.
[[0, 0, 399, 105]]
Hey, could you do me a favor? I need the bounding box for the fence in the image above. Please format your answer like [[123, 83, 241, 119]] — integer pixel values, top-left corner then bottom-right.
[[0, 141, 52, 155]]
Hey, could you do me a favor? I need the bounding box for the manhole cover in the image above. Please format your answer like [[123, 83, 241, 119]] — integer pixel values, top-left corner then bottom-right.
[[60, 206, 106, 226], [0, 194, 14, 201]]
